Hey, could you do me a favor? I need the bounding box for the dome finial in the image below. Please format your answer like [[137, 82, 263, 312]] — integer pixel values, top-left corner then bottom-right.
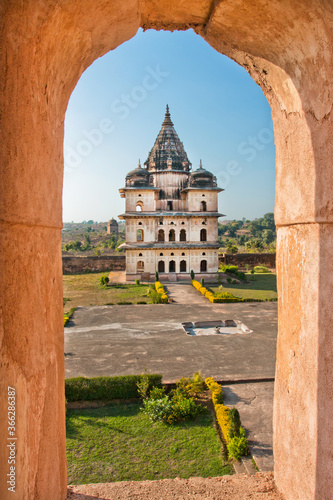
[[138, 158, 141, 168], [199, 159, 203, 169], [162, 104, 173, 126]]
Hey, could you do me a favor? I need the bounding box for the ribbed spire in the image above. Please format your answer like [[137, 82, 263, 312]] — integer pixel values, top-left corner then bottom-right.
[[138, 159, 141, 168], [145, 105, 191, 172]]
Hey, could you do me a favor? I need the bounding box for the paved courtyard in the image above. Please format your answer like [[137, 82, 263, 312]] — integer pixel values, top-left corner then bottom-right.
[[65, 302, 277, 381]]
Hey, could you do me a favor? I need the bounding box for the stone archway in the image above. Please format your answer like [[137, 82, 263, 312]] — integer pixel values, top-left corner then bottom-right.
[[0, 2, 332, 499]]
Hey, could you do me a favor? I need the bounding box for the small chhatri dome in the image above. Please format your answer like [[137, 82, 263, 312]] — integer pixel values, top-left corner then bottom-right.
[[189, 161, 217, 188], [145, 105, 191, 172], [125, 158, 150, 187]]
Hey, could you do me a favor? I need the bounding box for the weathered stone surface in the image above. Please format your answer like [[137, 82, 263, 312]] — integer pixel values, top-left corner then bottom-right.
[[62, 255, 125, 274], [1, 1, 332, 499]]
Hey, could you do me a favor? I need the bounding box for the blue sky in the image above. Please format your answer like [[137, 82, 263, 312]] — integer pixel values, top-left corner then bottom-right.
[[63, 28, 275, 222]]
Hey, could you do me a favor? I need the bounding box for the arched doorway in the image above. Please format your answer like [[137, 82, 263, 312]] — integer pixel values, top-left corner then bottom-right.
[[200, 200, 207, 211], [179, 229, 186, 241], [158, 229, 165, 241], [180, 260, 187, 272], [169, 229, 175, 242], [137, 261, 144, 273], [200, 260, 207, 272], [2, 3, 331, 499], [169, 260, 176, 273], [158, 260, 165, 273]]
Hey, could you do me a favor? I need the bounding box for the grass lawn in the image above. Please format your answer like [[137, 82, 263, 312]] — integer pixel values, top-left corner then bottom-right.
[[66, 402, 232, 485], [210, 273, 277, 301], [63, 273, 150, 314]]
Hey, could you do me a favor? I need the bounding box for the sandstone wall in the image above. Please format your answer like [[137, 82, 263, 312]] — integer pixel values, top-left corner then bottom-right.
[[62, 255, 126, 274], [219, 253, 276, 269]]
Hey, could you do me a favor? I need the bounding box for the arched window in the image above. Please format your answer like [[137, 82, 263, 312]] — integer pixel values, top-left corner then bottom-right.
[[159, 253, 163, 256], [136, 201, 143, 212], [137, 261, 144, 272], [202, 252, 206, 256], [200, 260, 207, 272], [158, 229, 165, 242], [201, 201, 207, 212], [200, 228, 207, 242], [139, 253, 142, 256], [137, 229, 144, 242], [180, 260, 187, 272], [181, 252, 185, 256], [169, 229, 175, 242], [179, 229, 186, 241], [158, 261, 165, 273], [169, 260, 176, 273], [167, 201, 173, 210], [138, 222, 142, 225]]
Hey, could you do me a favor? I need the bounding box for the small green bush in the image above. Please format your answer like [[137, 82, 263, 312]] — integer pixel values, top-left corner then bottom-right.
[[135, 278, 140, 285], [227, 278, 232, 283], [136, 301, 147, 304], [227, 435, 249, 460], [142, 396, 173, 423], [117, 301, 132, 305], [171, 396, 204, 421], [149, 386, 166, 400], [65, 374, 163, 402], [219, 264, 239, 274], [253, 265, 270, 273], [232, 279, 237, 284], [190, 269, 195, 280], [155, 271, 159, 282], [201, 278, 205, 287], [100, 275, 109, 286]]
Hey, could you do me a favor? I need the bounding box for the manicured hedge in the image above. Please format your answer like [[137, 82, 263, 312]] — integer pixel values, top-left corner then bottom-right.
[[205, 376, 249, 460], [65, 374, 163, 402], [192, 279, 277, 303]]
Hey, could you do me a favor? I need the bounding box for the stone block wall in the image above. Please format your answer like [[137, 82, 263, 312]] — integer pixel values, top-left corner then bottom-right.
[[219, 253, 276, 269], [62, 255, 126, 274]]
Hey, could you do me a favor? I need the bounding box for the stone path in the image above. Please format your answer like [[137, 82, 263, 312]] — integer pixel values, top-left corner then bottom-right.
[[223, 382, 274, 472], [164, 282, 209, 304]]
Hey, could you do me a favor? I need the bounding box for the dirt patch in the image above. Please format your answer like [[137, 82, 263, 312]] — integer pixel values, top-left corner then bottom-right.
[[67, 472, 284, 499]]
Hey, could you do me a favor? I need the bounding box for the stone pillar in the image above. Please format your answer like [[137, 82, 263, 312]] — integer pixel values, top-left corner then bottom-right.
[[273, 109, 333, 499]]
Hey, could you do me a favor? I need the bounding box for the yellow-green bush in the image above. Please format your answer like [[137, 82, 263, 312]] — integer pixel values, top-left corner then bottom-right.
[[206, 376, 249, 458], [155, 281, 168, 303], [205, 377, 223, 405]]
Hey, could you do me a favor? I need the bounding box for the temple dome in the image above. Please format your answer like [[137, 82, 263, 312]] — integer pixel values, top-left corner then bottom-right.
[[125, 160, 150, 187], [144, 105, 191, 172], [188, 161, 217, 187]]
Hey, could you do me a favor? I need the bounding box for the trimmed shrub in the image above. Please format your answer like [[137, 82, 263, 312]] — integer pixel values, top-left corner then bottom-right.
[[154, 281, 168, 303], [65, 374, 163, 402], [136, 301, 147, 304], [201, 278, 205, 287], [219, 264, 239, 274], [190, 269, 195, 280], [155, 271, 159, 282], [135, 278, 140, 285], [229, 408, 241, 438], [253, 265, 270, 273], [227, 435, 249, 460], [206, 376, 249, 459], [205, 377, 223, 405]]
